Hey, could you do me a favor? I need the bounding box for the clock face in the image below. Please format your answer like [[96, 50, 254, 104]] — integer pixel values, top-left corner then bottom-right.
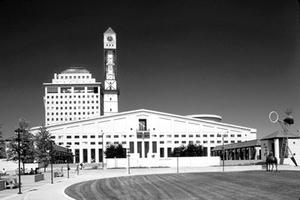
[[107, 36, 113, 42]]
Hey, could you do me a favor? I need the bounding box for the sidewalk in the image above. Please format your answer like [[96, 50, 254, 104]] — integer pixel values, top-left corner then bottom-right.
[[1, 165, 299, 200]]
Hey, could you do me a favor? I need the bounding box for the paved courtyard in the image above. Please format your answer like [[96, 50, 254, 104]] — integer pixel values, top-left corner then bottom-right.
[[1, 165, 299, 200]]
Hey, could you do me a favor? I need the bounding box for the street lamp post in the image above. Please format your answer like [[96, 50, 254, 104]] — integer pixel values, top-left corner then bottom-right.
[[127, 149, 130, 174], [14, 128, 23, 194], [50, 141, 54, 184], [222, 132, 228, 172], [102, 132, 105, 169], [66, 146, 70, 179]]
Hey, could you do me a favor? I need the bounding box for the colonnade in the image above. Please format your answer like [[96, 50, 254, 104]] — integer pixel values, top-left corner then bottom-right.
[[212, 146, 261, 160]]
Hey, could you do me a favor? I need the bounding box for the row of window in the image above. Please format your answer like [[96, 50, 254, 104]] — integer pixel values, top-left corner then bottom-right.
[[46, 109, 99, 115], [52, 133, 243, 139], [46, 100, 99, 104], [46, 116, 96, 122], [57, 140, 242, 146], [56, 75, 91, 79], [46, 106, 100, 111], [46, 95, 99, 99]]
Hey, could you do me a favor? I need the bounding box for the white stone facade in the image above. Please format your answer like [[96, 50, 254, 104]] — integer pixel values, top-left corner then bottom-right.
[[43, 68, 102, 126], [31, 109, 256, 164]]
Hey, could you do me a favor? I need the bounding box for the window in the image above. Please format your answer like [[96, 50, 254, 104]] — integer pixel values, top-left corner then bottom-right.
[[114, 135, 119, 138], [203, 134, 207, 137], [75, 142, 79, 145], [74, 136, 79, 139], [175, 141, 179, 144], [66, 136, 71, 139], [196, 134, 200, 137], [174, 135, 179, 138], [210, 134, 214, 137], [182, 135, 186, 138], [230, 134, 235, 137], [159, 135, 164, 138], [237, 134, 242, 137], [61, 87, 72, 93], [47, 86, 58, 93], [138, 119, 147, 131], [90, 142, 95, 145], [130, 142, 134, 153], [90, 135, 95, 138], [82, 135, 87, 139], [160, 141, 164, 144], [189, 134, 193, 138], [210, 141, 215, 143]]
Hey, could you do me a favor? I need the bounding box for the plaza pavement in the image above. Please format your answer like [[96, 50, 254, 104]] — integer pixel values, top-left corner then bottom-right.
[[1, 165, 299, 200]]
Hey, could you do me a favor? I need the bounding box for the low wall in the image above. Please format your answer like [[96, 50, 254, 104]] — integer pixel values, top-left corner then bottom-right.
[[223, 160, 263, 166], [21, 174, 44, 184], [0, 180, 5, 191], [107, 156, 220, 169]]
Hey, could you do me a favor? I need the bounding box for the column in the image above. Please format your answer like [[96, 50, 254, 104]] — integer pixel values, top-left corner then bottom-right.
[[95, 147, 99, 163], [274, 138, 279, 159], [80, 148, 84, 163], [87, 148, 91, 163]]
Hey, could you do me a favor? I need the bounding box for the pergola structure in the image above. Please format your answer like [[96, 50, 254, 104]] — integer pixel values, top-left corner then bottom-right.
[[51, 143, 73, 164], [212, 139, 261, 161]]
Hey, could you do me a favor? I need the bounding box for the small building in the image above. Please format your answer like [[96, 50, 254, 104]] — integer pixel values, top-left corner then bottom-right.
[[260, 130, 300, 165], [43, 68, 102, 126]]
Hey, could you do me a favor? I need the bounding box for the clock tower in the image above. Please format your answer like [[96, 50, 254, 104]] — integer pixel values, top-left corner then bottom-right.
[[103, 27, 119, 116]]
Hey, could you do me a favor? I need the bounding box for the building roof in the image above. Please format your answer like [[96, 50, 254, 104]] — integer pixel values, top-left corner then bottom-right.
[[186, 114, 222, 122], [61, 68, 90, 74], [212, 139, 261, 151], [30, 109, 256, 133], [104, 27, 115, 34], [260, 130, 300, 140]]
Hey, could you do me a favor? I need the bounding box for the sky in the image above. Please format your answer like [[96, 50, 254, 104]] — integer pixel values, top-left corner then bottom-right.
[[0, 0, 299, 139]]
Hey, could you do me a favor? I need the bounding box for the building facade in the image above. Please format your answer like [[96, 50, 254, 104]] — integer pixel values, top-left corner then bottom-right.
[[31, 109, 256, 164], [43, 68, 102, 126]]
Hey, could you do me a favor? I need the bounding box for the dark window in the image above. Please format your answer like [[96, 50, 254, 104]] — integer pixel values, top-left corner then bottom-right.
[[145, 142, 149, 158], [167, 148, 172, 157], [160, 148, 164, 158], [152, 141, 157, 153], [139, 119, 147, 131], [91, 149, 95, 162], [75, 149, 80, 163], [137, 142, 142, 158], [83, 149, 88, 162], [129, 142, 134, 153], [66, 136, 71, 139]]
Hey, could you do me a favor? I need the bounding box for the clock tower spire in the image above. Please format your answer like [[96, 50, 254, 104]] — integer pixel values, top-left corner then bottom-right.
[[103, 27, 119, 116]]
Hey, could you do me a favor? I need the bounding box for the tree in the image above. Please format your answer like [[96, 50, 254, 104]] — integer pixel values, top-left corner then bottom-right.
[[0, 125, 6, 158], [6, 119, 36, 171], [35, 127, 52, 172], [172, 144, 204, 157], [105, 144, 126, 158]]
